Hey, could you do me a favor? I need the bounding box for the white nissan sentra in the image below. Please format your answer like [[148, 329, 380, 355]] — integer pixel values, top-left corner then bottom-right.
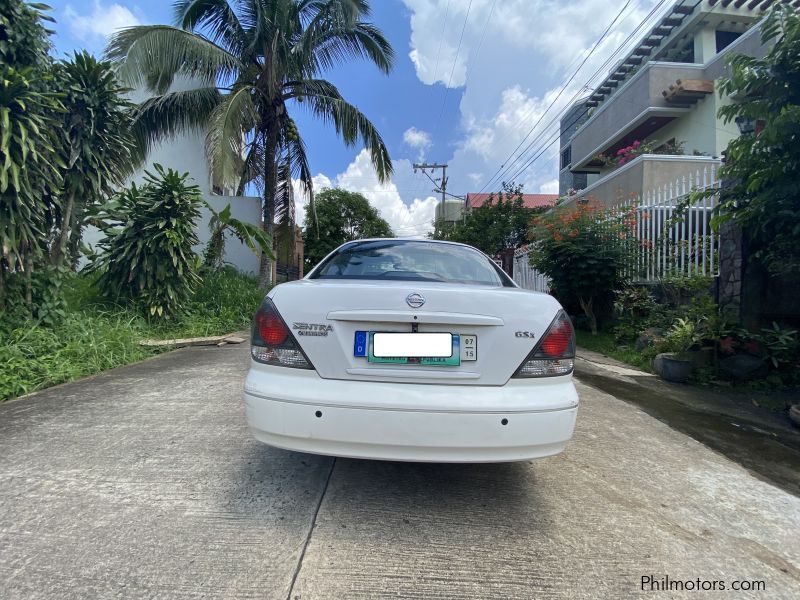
[[244, 239, 579, 462]]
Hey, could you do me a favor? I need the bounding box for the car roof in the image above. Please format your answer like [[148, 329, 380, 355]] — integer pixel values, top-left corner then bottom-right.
[[341, 238, 475, 249]]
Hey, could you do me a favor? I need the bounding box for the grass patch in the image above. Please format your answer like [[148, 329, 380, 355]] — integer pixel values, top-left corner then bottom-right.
[[575, 329, 655, 372], [0, 268, 264, 402]]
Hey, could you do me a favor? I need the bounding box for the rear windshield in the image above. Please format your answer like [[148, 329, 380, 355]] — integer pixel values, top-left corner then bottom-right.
[[309, 240, 511, 286]]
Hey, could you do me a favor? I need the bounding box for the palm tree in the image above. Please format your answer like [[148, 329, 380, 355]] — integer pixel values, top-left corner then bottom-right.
[[106, 0, 394, 287]]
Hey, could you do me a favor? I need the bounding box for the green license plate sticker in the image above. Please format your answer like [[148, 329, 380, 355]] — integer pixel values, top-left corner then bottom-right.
[[367, 332, 461, 366]]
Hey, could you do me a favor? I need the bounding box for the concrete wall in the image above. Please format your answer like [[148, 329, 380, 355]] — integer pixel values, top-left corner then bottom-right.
[[653, 90, 736, 157], [570, 62, 704, 168], [569, 17, 772, 172], [83, 78, 263, 274], [582, 158, 645, 206], [435, 200, 465, 224], [704, 20, 770, 81], [569, 155, 721, 208]]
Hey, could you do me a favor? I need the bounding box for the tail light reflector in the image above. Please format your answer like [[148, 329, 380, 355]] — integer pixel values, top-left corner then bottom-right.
[[513, 310, 575, 378], [251, 298, 314, 369]]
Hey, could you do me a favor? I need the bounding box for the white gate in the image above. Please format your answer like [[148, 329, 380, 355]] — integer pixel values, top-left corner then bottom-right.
[[513, 245, 550, 292], [617, 166, 720, 281], [512, 167, 721, 291]]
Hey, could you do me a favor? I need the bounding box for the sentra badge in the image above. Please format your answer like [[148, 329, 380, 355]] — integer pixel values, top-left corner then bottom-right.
[[293, 323, 333, 337]]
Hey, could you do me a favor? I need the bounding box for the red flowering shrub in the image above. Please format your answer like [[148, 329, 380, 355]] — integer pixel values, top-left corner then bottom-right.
[[529, 198, 640, 334]]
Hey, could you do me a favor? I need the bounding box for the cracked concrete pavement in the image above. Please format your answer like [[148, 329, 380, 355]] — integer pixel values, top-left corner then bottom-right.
[[1, 343, 798, 599]]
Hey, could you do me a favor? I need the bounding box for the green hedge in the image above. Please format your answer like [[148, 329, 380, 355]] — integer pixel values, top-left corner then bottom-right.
[[0, 268, 264, 402]]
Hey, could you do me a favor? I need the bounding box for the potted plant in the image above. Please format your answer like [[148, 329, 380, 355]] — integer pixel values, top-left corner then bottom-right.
[[653, 318, 699, 383], [684, 314, 716, 368]]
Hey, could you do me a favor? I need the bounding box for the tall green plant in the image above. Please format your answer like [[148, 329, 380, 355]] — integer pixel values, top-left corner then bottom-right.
[[106, 0, 395, 288], [49, 51, 138, 268], [0, 0, 53, 69], [0, 67, 62, 306], [203, 202, 273, 270], [0, 0, 61, 310], [92, 165, 202, 318], [710, 5, 800, 274]]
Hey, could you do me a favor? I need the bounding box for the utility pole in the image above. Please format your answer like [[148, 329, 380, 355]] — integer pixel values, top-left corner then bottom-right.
[[413, 162, 448, 204], [413, 162, 449, 221]]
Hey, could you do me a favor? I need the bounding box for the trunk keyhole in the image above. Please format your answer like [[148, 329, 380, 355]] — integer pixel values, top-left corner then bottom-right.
[[501, 418, 509, 426], [315, 411, 322, 418]]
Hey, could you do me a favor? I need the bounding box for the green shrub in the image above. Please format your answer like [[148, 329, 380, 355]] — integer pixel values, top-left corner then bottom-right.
[[612, 276, 719, 344], [0, 269, 264, 402], [613, 285, 658, 341], [155, 268, 265, 338], [92, 165, 202, 318], [0, 308, 155, 400], [660, 318, 705, 356]]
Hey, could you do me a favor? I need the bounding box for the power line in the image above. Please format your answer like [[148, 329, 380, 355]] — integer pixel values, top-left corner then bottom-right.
[[410, 0, 476, 202], [501, 0, 721, 185], [480, 0, 674, 191], [438, 0, 475, 117], [468, 0, 497, 74], [477, 0, 639, 195], [430, 0, 452, 87]]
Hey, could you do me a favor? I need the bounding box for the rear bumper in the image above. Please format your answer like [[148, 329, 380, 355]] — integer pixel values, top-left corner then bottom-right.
[[244, 365, 579, 463]]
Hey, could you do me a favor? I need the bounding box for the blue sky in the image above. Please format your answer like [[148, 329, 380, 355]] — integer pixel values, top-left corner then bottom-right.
[[49, 0, 664, 236]]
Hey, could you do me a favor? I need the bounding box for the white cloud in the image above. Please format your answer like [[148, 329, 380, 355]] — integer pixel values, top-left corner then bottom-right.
[[401, 0, 663, 196], [64, 1, 141, 41], [457, 84, 577, 192], [294, 150, 438, 238], [403, 127, 432, 160], [402, 0, 658, 86], [404, 0, 488, 87], [336, 150, 438, 238], [539, 179, 559, 194], [293, 173, 334, 228]]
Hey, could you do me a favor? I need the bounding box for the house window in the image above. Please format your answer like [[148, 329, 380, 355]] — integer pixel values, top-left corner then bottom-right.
[[716, 30, 741, 53], [560, 146, 571, 171]]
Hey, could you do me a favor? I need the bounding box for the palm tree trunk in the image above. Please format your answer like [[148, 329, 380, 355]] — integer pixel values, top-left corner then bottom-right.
[[259, 126, 279, 289]]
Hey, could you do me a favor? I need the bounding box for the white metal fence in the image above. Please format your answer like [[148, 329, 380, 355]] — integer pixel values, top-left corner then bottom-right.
[[513, 245, 550, 292], [513, 167, 721, 291]]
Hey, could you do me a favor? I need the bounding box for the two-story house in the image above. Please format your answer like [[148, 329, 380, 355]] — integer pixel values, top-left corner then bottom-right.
[[559, 0, 783, 206]]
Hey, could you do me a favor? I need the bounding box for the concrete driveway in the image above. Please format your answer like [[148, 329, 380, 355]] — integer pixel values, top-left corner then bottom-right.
[[1, 344, 798, 599]]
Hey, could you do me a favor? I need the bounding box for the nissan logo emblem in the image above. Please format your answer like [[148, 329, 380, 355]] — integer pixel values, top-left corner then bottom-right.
[[406, 293, 425, 308]]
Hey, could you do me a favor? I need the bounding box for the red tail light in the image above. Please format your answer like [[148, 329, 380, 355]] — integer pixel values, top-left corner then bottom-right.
[[513, 310, 575, 378], [256, 311, 288, 346], [540, 318, 573, 357], [251, 299, 314, 369]]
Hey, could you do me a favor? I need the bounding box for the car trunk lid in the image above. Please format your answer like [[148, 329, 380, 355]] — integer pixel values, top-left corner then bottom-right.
[[269, 279, 561, 386]]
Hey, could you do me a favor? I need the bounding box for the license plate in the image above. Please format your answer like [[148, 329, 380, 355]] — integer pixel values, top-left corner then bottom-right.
[[354, 331, 477, 365], [373, 332, 452, 357]]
